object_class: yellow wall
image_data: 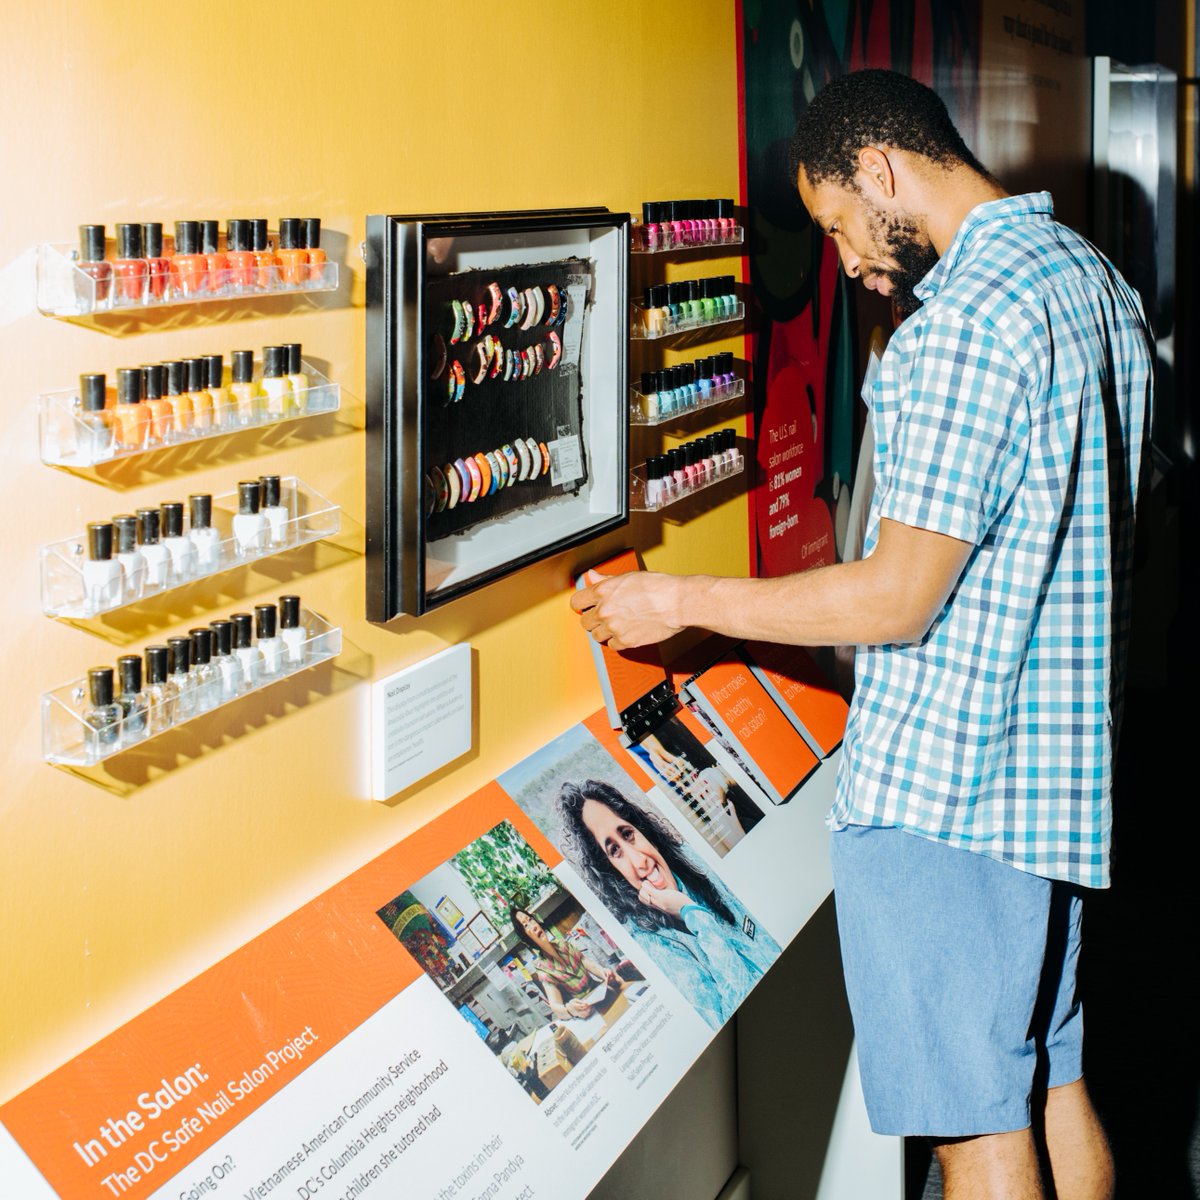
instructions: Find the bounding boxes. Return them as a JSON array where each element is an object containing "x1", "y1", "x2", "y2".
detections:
[{"x1": 0, "y1": 2, "x2": 747, "y2": 1101}]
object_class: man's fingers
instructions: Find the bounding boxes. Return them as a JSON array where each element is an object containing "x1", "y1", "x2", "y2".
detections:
[{"x1": 570, "y1": 586, "x2": 598, "y2": 612}]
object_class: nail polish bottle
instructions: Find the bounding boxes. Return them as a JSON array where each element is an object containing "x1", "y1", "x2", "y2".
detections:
[
  {"x1": 185, "y1": 357, "x2": 214, "y2": 435},
  {"x1": 82, "y1": 522, "x2": 122, "y2": 611},
  {"x1": 112, "y1": 514, "x2": 146, "y2": 603},
  {"x1": 665, "y1": 201, "x2": 685, "y2": 249},
  {"x1": 231, "y1": 612, "x2": 261, "y2": 689},
  {"x1": 75, "y1": 373, "x2": 113, "y2": 463},
  {"x1": 277, "y1": 218, "x2": 308, "y2": 286},
  {"x1": 160, "y1": 502, "x2": 197, "y2": 585},
  {"x1": 251, "y1": 218, "x2": 279, "y2": 290},
  {"x1": 76, "y1": 224, "x2": 112, "y2": 310},
  {"x1": 84, "y1": 666, "x2": 122, "y2": 759},
  {"x1": 696, "y1": 357, "x2": 713, "y2": 403},
  {"x1": 719, "y1": 351, "x2": 736, "y2": 390},
  {"x1": 302, "y1": 218, "x2": 326, "y2": 285},
  {"x1": 639, "y1": 371, "x2": 659, "y2": 422},
  {"x1": 259, "y1": 345, "x2": 292, "y2": 420},
  {"x1": 142, "y1": 222, "x2": 171, "y2": 302},
  {"x1": 136, "y1": 508, "x2": 171, "y2": 591},
  {"x1": 164, "y1": 359, "x2": 194, "y2": 441},
  {"x1": 259, "y1": 475, "x2": 290, "y2": 548},
  {"x1": 716, "y1": 199, "x2": 736, "y2": 243},
  {"x1": 189, "y1": 627, "x2": 221, "y2": 713},
  {"x1": 643, "y1": 457, "x2": 663, "y2": 509},
  {"x1": 282, "y1": 343, "x2": 309, "y2": 412},
  {"x1": 205, "y1": 354, "x2": 234, "y2": 430},
  {"x1": 642, "y1": 286, "x2": 666, "y2": 337},
  {"x1": 143, "y1": 645, "x2": 177, "y2": 734},
  {"x1": 278, "y1": 595, "x2": 307, "y2": 665},
  {"x1": 168, "y1": 636, "x2": 198, "y2": 720},
  {"x1": 116, "y1": 654, "x2": 149, "y2": 746},
  {"x1": 209, "y1": 618, "x2": 243, "y2": 700},
  {"x1": 200, "y1": 220, "x2": 229, "y2": 295},
  {"x1": 659, "y1": 453, "x2": 677, "y2": 502},
  {"x1": 171, "y1": 220, "x2": 208, "y2": 296},
  {"x1": 230, "y1": 350, "x2": 260, "y2": 426},
  {"x1": 112, "y1": 223, "x2": 148, "y2": 306},
  {"x1": 699, "y1": 278, "x2": 718, "y2": 322},
  {"x1": 668, "y1": 447, "x2": 686, "y2": 492},
  {"x1": 140, "y1": 364, "x2": 172, "y2": 446},
  {"x1": 188, "y1": 493, "x2": 222, "y2": 573},
  {"x1": 254, "y1": 603, "x2": 284, "y2": 679},
  {"x1": 640, "y1": 202, "x2": 660, "y2": 252},
  {"x1": 682, "y1": 200, "x2": 700, "y2": 245},
  {"x1": 723, "y1": 277, "x2": 739, "y2": 318},
  {"x1": 225, "y1": 219, "x2": 256, "y2": 293},
  {"x1": 112, "y1": 367, "x2": 150, "y2": 451},
  {"x1": 233, "y1": 480, "x2": 268, "y2": 557},
  {"x1": 725, "y1": 428, "x2": 742, "y2": 470}
]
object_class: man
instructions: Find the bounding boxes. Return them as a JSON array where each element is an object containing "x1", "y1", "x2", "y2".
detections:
[{"x1": 573, "y1": 70, "x2": 1150, "y2": 1200}]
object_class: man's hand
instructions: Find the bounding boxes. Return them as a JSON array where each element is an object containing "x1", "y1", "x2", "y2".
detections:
[{"x1": 570, "y1": 572, "x2": 685, "y2": 650}]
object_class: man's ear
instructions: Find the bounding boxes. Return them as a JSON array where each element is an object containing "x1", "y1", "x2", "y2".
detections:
[{"x1": 856, "y1": 146, "x2": 896, "y2": 200}]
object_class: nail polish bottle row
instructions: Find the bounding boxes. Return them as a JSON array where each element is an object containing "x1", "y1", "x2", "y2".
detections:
[
  {"x1": 638, "y1": 430, "x2": 743, "y2": 510},
  {"x1": 78, "y1": 597, "x2": 314, "y2": 759},
  {"x1": 633, "y1": 353, "x2": 740, "y2": 422},
  {"x1": 633, "y1": 200, "x2": 741, "y2": 252},
  {"x1": 72, "y1": 345, "x2": 314, "y2": 459},
  {"x1": 72, "y1": 218, "x2": 327, "y2": 309},
  {"x1": 634, "y1": 277, "x2": 742, "y2": 338}
]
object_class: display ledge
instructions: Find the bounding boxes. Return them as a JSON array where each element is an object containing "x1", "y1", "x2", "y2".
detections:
[
  {"x1": 38, "y1": 361, "x2": 340, "y2": 467},
  {"x1": 35, "y1": 242, "x2": 338, "y2": 318},
  {"x1": 631, "y1": 225, "x2": 744, "y2": 253},
  {"x1": 631, "y1": 378, "x2": 745, "y2": 425},
  {"x1": 629, "y1": 301, "x2": 745, "y2": 340},
  {"x1": 630, "y1": 451, "x2": 745, "y2": 512},
  {"x1": 42, "y1": 608, "x2": 341, "y2": 767},
  {"x1": 41, "y1": 478, "x2": 340, "y2": 619}
]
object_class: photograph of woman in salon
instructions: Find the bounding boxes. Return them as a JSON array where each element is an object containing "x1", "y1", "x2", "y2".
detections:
[
  {"x1": 509, "y1": 904, "x2": 621, "y2": 1020},
  {"x1": 557, "y1": 779, "x2": 781, "y2": 1029}
]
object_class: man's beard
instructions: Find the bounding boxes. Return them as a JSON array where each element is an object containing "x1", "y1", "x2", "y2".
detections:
[{"x1": 865, "y1": 204, "x2": 939, "y2": 314}]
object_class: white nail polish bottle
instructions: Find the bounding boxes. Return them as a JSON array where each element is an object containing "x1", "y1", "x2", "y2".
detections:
[
  {"x1": 209, "y1": 618, "x2": 244, "y2": 701},
  {"x1": 135, "y1": 508, "x2": 171, "y2": 593},
  {"x1": 188, "y1": 493, "x2": 222, "y2": 574},
  {"x1": 231, "y1": 612, "x2": 261, "y2": 690},
  {"x1": 259, "y1": 474, "x2": 290, "y2": 549},
  {"x1": 232, "y1": 481, "x2": 268, "y2": 558},
  {"x1": 112, "y1": 514, "x2": 146, "y2": 604},
  {"x1": 189, "y1": 627, "x2": 222, "y2": 713},
  {"x1": 160, "y1": 502, "x2": 196, "y2": 586},
  {"x1": 278, "y1": 594, "x2": 307, "y2": 665},
  {"x1": 83, "y1": 522, "x2": 123, "y2": 612},
  {"x1": 254, "y1": 603, "x2": 284, "y2": 679}
]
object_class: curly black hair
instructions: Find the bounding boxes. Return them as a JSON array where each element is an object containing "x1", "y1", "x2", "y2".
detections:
[
  {"x1": 788, "y1": 69, "x2": 986, "y2": 189},
  {"x1": 556, "y1": 779, "x2": 735, "y2": 934}
]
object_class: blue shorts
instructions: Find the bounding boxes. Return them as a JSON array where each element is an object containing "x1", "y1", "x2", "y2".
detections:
[{"x1": 830, "y1": 825, "x2": 1085, "y2": 1137}]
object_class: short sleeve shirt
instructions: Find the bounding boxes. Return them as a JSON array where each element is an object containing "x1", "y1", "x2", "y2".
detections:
[{"x1": 830, "y1": 192, "x2": 1151, "y2": 887}]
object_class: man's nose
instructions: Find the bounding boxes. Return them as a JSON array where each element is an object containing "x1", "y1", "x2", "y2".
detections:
[{"x1": 838, "y1": 242, "x2": 861, "y2": 279}]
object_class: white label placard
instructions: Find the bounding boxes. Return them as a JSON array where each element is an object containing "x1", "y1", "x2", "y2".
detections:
[{"x1": 371, "y1": 643, "x2": 473, "y2": 801}]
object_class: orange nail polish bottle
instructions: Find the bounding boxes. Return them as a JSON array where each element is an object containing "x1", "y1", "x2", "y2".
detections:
[
  {"x1": 142, "y1": 222, "x2": 171, "y2": 302},
  {"x1": 277, "y1": 218, "x2": 308, "y2": 287},
  {"x1": 113, "y1": 223, "x2": 148, "y2": 306},
  {"x1": 164, "y1": 360, "x2": 194, "y2": 441},
  {"x1": 250, "y1": 218, "x2": 279, "y2": 291},
  {"x1": 186, "y1": 357, "x2": 214, "y2": 435},
  {"x1": 200, "y1": 220, "x2": 230, "y2": 296},
  {"x1": 170, "y1": 221, "x2": 209, "y2": 296},
  {"x1": 113, "y1": 367, "x2": 150, "y2": 450},
  {"x1": 141, "y1": 364, "x2": 173, "y2": 445},
  {"x1": 302, "y1": 218, "x2": 326, "y2": 286},
  {"x1": 225, "y1": 220, "x2": 256, "y2": 293},
  {"x1": 77, "y1": 224, "x2": 113, "y2": 309}
]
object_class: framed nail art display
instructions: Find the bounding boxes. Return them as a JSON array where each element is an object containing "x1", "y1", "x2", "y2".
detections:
[{"x1": 366, "y1": 208, "x2": 630, "y2": 619}]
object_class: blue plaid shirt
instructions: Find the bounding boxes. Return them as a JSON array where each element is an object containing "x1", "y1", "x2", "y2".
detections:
[{"x1": 831, "y1": 193, "x2": 1151, "y2": 887}]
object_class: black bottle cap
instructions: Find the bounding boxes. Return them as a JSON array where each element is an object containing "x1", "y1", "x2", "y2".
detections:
[
  {"x1": 200, "y1": 220, "x2": 221, "y2": 254},
  {"x1": 254, "y1": 603, "x2": 277, "y2": 640},
  {"x1": 283, "y1": 343, "x2": 302, "y2": 374},
  {"x1": 87, "y1": 521, "x2": 113, "y2": 561},
  {"x1": 79, "y1": 224, "x2": 106, "y2": 261},
  {"x1": 642, "y1": 201, "x2": 656, "y2": 225},
  {"x1": 186, "y1": 357, "x2": 206, "y2": 392},
  {"x1": 160, "y1": 501, "x2": 184, "y2": 539},
  {"x1": 145, "y1": 644, "x2": 169, "y2": 685},
  {"x1": 189, "y1": 493, "x2": 212, "y2": 529},
  {"x1": 259, "y1": 474, "x2": 281, "y2": 507},
  {"x1": 302, "y1": 218, "x2": 321, "y2": 249},
  {"x1": 262, "y1": 345, "x2": 284, "y2": 378},
  {"x1": 143, "y1": 222, "x2": 164, "y2": 258},
  {"x1": 136, "y1": 507, "x2": 161, "y2": 545},
  {"x1": 210, "y1": 618, "x2": 234, "y2": 656},
  {"x1": 687, "y1": 279, "x2": 700, "y2": 302},
  {"x1": 113, "y1": 514, "x2": 138, "y2": 553},
  {"x1": 191, "y1": 627, "x2": 214, "y2": 666},
  {"x1": 719, "y1": 350, "x2": 734, "y2": 374},
  {"x1": 118, "y1": 654, "x2": 143, "y2": 695},
  {"x1": 250, "y1": 219, "x2": 269, "y2": 252},
  {"x1": 227, "y1": 219, "x2": 248, "y2": 253},
  {"x1": 231, "y1": 349, "x2": 255, "y2": 384},
  {"x1": 231, "y1": 612, "x2": 253, "y2": 649},
  {"x1": 204, "y1": 354, "x2": 224, "y2": 388},
  {"x1": 164, "y1": 360, "x2": 186, "y2": 397},
  {"x1": 646, "y1": 456, "x2": 661, "y2": 481},
  {"x1": 168, "y1": 636, "x2": 191, "y2": 673},
  {"x1": 116, "y1": 223, "x2": 144, "y2": 259},
  {"x1": 643, "y1": 286, "x2": 657, "y2": 308},
  {"x1": 665, "y1": 282, "x2": 681, "y2": 306},
  {"x1": 279, "y1": 594, "x2": 301, "y2": 629},
  {"x1": 140, "y1": 363, "x2": 163, "y2": 401},
  {"x1": 88, "y1": 666, "x2": 115, "y2": 707},
  {"x1": 715, "y1": 198, "x2": 734, "y2": 218},
  {"x1": 278, "y1": 218, "x2": 301, "y2": 250},
  {"x1": 641, "y1": 371, "x2": 655, "y2": 394},
  {"x1": 80, "y1": 373, "x2": 106, "y2": 412},
  {"x1": 116, "y1": 367, "x2": 142, "y2": 406},
  {"x1": 237, "y1": 481, "x2": 261, "y2": 515},
  {"x1": 683, "y1": 362, "x2": 695, "y2": 384},
  {"x1": 174, "y1": 220, "x2": 200, "y2": 255}
]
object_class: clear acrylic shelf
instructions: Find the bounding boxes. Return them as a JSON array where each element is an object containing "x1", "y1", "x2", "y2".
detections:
[
  {"x1": 40, "y1": 477, "x2": 341, "y2": 619},
  {"x1": 630, "y1": 450, "x2": 745, "y2": 512},
  {"x1": 41, "y1": 608, "x2": 341, "y2": 767},
  {"x1": 38, "y1": 360, "x2": 341, "y2": 467},
  {"x1": 36, "y1": 241, "x2": 338, "y2": 317},
  {"x1": 631, "y1": 224, "x2": 744, "y2": 253},
  {"x1": 630, "y1": 301, "x2": 745, "y2": 340},
  {"x1": 631, "y1": 377, "x2": 745, "y2": 425}
]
